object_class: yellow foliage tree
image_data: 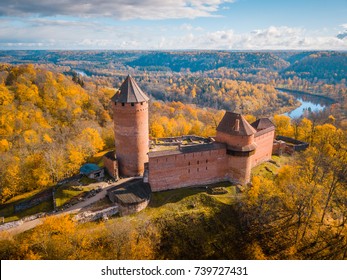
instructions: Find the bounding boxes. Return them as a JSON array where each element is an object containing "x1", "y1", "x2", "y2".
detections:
[
  {"x1": 0, "y1": 139, "x2": 11, "y2": 152},
  {"x1": 150, "y1": 122, "x2": 165, "y2": 138},
  {"x1": 80, "y1": 127, "x2": 105, "y2": 154},
  {"x1": 0, "y1": 84, "x2": 13, "y2": 105},
  {"x1": 273, "y1": 115, "x2": 294, "y2": 136}
]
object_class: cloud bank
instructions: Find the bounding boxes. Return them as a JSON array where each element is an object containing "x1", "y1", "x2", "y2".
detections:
[
  {"x1": 0, "y1": 0, "x2": 233, "y2": 19},
  {"x1": 1, "y1": 22, "x2": 345, "y2": 50}
]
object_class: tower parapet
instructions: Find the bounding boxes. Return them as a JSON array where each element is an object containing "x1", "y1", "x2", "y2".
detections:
[{"x1": 111, "y1": 75, "x2": 149, "y2": 177}]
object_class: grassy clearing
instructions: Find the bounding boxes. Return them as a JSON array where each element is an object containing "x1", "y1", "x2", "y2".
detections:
[
  {"x1": 97, "y1": 181, "x2": 244, "y2": 259},
  {"x1": 55, "y1": 186, "x2": 90, "y2": 207},
  {"x1": 4, "y1": 200, "x2": 53, "y2": 223},
  {"x1": 252, "y1": 155, "x2": 291, "y2": 179},
  {"x1": 0, "y1": 188, "x2": 54, "y2": 223},
  {"x1": 4, "y1": 189, "x2": 43, "y2": 205},
  {"x1": 79, "y1": 176, "x2": 98, "y2": 185},
  {"x1": 1, "y1": 200, "x2": 53, "y2": 223}
]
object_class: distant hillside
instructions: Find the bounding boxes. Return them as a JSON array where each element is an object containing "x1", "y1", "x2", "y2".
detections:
[
  {"x1": 127, "y1": 51, "x2": 289, "y2": 72},
  {"x1": 1, "y1": 50, "x2": 346, "y2": 84},
  {"x1": 281, "y1": 52, "x2": 347, "y2": 82}
]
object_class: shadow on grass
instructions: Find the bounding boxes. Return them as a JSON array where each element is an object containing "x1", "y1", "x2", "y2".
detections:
[{"x1": 149, "y1": 181, "x2": 235, "y2": 208}]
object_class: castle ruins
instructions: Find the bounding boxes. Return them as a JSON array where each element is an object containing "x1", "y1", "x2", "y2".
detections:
[{"x1": 104, "y1": 75, "x2": 275, "y2": 192}]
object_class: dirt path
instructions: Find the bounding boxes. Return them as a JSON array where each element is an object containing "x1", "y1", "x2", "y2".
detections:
[{"x1": 2, "y1": 177, "x2": 134, "y2": 236}]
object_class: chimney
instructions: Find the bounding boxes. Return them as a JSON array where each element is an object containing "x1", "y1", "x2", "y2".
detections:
[{"x1": 235, "y1": 119, "x2": 240, "y2": 132}]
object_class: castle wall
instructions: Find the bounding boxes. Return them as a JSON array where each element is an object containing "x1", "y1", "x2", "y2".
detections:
[
  {"x1": 113, "y1": 102, "x2": 149, "y2": 176},
  {"x1": 228, "y1": 155, "x2": 253, "y2": 184},
  {"x1": 103, "y1": 152, "x2": 119, "y2": 179},
  {"x1": 149, "y1": 148, "x2": 228, "y2": 192},
  {"x1": 252, "y1": 130, "x2": 275, "y2": 167}
]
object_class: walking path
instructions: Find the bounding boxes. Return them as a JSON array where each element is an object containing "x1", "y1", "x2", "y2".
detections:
[{"x1": 1, "y1": 177, "x2": 134, "y2": 236}]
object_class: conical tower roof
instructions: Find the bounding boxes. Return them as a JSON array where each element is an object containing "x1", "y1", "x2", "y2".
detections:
[
  {"x1": 217, "y1": 112, "x2": 256, "y2": 136},
  {"x1": 111, "y1": 75, "x2": 149, "y2": 103}
]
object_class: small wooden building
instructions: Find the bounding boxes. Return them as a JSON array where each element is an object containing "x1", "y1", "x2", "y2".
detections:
[
  {"x1": 80, "y1": 163, "x2": 105, "y2": 180},
  {"x1": 107, "y1": 179, "x2": 151, "y2": 216}
]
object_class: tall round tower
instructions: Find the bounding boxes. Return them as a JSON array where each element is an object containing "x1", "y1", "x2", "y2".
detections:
[
  {"x1": 111, "y1": 75, "x2": 149, "y2": 177},
  {"x1": 215, "y1": 112, "x2": 257, "y2": 184}
]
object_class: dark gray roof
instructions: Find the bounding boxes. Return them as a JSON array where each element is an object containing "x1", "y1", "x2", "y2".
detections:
[
  {"x1": 111, "y1": 75, "x2": 149, "y2": 103},
  {"x1": 217, "y1": 112, "x2": 256, "y2": 136},
  {"x1": 148, "y1": 142, "x2": 226, "y2": 158},
  {"x1": 251, "y1": 118, "x2": 275, "y2": 130},
  {"x1": 107, "y1": 179, "x2": 151, "y2": 205}
]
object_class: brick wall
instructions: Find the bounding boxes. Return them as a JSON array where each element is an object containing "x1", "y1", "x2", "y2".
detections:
[
  {"x1": 252, "y1": 130, "x2": 275, "y2": 167},
  {"x1": 103, "y1": 152, "x2": 119, "y2": 179},
  {"x1": 118, "y1": 200, "x2": 149, "y2": 216},
  {"x1": 149, "y1": 148, "x2": 229, "y2": 192},
  {"x1": 215, "y1": 131, "x2": 254, "y2": 148},
  {"x1": 228, "y1": 155, "x2": 253, "y2": 184},
  {"x1": 113, "y1": 101, "x2": 149, "y2": 176}
]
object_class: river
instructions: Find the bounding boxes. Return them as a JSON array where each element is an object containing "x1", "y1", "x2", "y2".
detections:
[{"x1": 277, "y1": 88, "x2": 336, "y2": 119}]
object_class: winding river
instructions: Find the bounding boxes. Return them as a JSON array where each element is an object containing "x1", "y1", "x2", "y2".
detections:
[{"x1": 277, "y1": 88, "x2": 336, "y2": 118}]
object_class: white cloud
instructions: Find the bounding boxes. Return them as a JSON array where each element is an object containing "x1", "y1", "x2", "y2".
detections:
[
  {"x1": 180, "y1": 23, "x2": 204, "y2": 32},
  {"x1": 165, "y1": 26, "x2": 347, "y2": 50},
  {"x1": 0, "y1": 21, "x2": 346, "y2": 50},
  {"x1": 0, "y1": 0, "x2": 234, "y2": 20}
]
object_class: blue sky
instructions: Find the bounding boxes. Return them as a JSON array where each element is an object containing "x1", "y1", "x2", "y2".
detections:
[{"x1": 0, "y1": 0, "x2": 346, "y2": 50}]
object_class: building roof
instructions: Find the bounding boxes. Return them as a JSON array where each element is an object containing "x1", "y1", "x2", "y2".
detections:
[
  {"x1": 251, "y1": 118, "x2": 275, "y2": 130},
  {"x1": 111, "y1": 75, "x2": 149, "y2": 103},
  {"x1": 217, "y1": 112, "x2": 256, "y2": 136},
  {"x1": 148, "y1": 142, "x2": 226, "y2": 158},
  {"x1": 107, "y1": 179, "x2": 151, "y2": 205},
  {"x1": 80, "y1": 163, "x2": 102, "y2": 175}
]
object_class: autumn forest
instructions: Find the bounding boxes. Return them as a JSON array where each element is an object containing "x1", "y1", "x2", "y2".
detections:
[{"x1": 0, "y1": 50, "x2": 347, "y2": 260}]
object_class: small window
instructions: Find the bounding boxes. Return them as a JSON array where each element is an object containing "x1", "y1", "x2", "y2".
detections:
[
  {"x1": 114, "y1": 102, "x2": 117, "y2": 105},
  {"x1": 141, "y1": 102, "x2": 143, "y2": 105},
  {"x1": 206, "y1": 166, "x2": 208, "y2": 170},
  {"x1": 188, "y1": 161, "x2": 190, "y2": 166},
  {"x1": 206, "y1": 159, "x2": 208, "y2": 163},
  {"x1": 131, "y1": 103, "x2": 134, "y2": 106},
  {"x1": 122, "y1": 103, "x2": 125, "y2": 106},
  {"x1": 197, "y1": 160, "x2": 199, "y2": 164},
  {"x1": 188, "y1": 169, "x2": 190, "y2": 174}
]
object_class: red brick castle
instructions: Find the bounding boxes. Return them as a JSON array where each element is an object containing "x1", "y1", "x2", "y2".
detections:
[{"x1": 104, "y1": 76, "x2": 275, "y2": 192}]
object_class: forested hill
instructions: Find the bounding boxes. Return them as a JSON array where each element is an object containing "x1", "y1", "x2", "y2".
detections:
[
  {"x1": 127, "y1": 51, "x2": 290, "y2": 72},
  {"x1": 281, "y1": 52, "x2": 347, "y2": 82},
  {"x1": 1, "y1": 50, "x2": 346, "y2": 83},
  {"x1": 0, "y1": 64, "x2": 115, "y2": 202}
]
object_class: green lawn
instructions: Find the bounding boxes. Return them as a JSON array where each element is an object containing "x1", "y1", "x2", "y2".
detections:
[
  {"x1": 0, "y1": 199, "x2": 53, "y2": 223},
  {"x1": 93, "y1": 181, "x2": 244, "y2": 259},
  {"x1": 251, "y1": 155, "x2": 291, "y2": 179},
  {"x1": 54, "y1": 186, "x2": 90, "y2": 208}
]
